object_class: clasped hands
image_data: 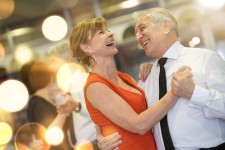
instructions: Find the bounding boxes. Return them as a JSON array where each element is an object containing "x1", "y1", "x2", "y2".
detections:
[
  {"x1": 139, "y1": 64, "x2": 195, "y2": 99},
  {"x1": 57, "y1": 96, "x2": 80, "y2": 115},
  {"x1": 171, "y1": 66, "x2": 195, "y2": 100}
]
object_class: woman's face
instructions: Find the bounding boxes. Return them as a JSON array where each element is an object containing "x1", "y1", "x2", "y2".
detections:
[{"x1": 84, "y1": 27, "x2": 118, "y2": 58}]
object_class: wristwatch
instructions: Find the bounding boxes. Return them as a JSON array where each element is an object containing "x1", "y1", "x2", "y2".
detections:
[{"x1": 74, "y1": 102, "x2": 81, "y2": 112}]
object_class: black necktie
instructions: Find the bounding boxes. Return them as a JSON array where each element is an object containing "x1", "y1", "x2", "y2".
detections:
[{"x1": 158, "y1": 58, "x2": 174, "y2": 150}]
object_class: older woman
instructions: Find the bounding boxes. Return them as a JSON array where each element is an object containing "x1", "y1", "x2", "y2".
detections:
[{"x1": 70, "y1": 18, "x2": 191, "y2": 150}]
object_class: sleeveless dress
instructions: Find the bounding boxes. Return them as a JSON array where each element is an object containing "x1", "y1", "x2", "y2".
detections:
[{"x1": 84, "y1": 72, "x2": 157, "y2": 150}]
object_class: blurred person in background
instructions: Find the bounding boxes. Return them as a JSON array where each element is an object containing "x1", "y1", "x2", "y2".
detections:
[
  {"x1": 44, "y1": 41, "x2": 99, "y2": 149},
  {"x1": 20, "y1": 61, "x2": 73, "y2": 150}
]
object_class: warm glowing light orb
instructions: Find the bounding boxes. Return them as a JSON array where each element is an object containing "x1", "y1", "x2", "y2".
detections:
[
  {"x1": 14, "y1": 45, "x2": 34, "y2": 64},
  {"x1": 0, "y1": 122, "x2": 13, "y2": 145},
  {"x1": 120, "y1": 0, "x2": 139, "y2": 8},
  {"x1": 15, "y1": 123, "x2": 50, "y2": 150},
  {"x1": 45, "y1": 127, "x2": 64, "y2": 145},
  {"x1": 42, "y1": 15, "x2": 68, "y2": 41},
  {"x1": 189, "y1": 40, "x2": 195, "y2": 48},
  {"x1": 0, "y1": 42, "x2": 5, "y2": 61},
  {"x1": 192, "y1": 37, "x2": 200, "y2": 45},
  {"x1": 75, "y1": 141, "x2": 94, "y2": 150},
  {"x1": 198, "y1": 0, "x2": 225, "y2": 9},
  {"x1": 56, "y1": 63, "x2": 87, "y2": 92},
  {"x1": 69, "y1": 70, "x2": 88, "y2": 93},
  {"x1": 0, "y1": 0, "x2": 15, "y2": 20},
  {"x1": 0, "y1": 80, "x2": 29, "y2": 112}
]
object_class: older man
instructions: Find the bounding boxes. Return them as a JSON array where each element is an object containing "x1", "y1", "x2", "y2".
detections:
[{"x1": 97, "y1": 7, "x2": 225, "y2": 150}]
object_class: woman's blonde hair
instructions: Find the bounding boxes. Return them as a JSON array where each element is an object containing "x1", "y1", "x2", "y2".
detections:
[{"x1": 70, "y1": 17, "x2": 106, "y2": 66}]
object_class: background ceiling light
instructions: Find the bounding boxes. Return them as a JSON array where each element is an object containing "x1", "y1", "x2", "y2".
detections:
[
  {"x1": 42, "y1": 15, "x2": 68, "y2": 41},
  {"x1": 0, "y1": 122, "x2": 13, "y2": 145},
  {"x1": 0, "y1": 80, "x2": 29, "y2": 112},
  {"x1": 120, "y1": 0, "x2": 139, "y2": 9},
  {"x1": 198, "y1": 0, "x2": 225, "y2": 9}
]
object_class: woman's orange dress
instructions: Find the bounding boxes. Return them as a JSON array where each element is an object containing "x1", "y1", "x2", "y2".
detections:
[{"x1": 84, "y1": 72, "x2": 157, "y2": 150}]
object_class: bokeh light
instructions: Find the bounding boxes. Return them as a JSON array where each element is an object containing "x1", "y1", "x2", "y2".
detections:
[
  {"x1": 0, "y1": 42, "x2": 5, "y2": 61},
  {"x1": 192, "y1": 37, "x2": 200, "y2": 45},
  {"x1": 45, "y1": 127, "x2": 64, "y2": 145},
  {"x1": 70, "y1": 70, "x2": 88, "y2": 93},
  {"x1": 0, "y1": 144, "x2": 6, "y2": 150},
  {"x1": 42, "y1": 15, "x2": 68, "y2": 41},
  {"x1": 198, "y1": 0, "x2": 225, "y2": 9},
  {"x1": 14, "y1": 45, "x2": 35, "y2": 65},
  {"x1": 56, "y1": 63, "x2": 87, "y2": 92},
  {"x1": 120, "y1": 0, "x2": 139, "y2": 9},
  {"x1": 0, "y1": 122, "x2": 13, "y2": 145},
  {"x1": 75, "y1": 141, "x2": 94, "y2": 150},
  {"x1": 0, "y1": 79, "x2": 29, "y2": 112},
  {"x1": 15, "y1": 123, "x2": 50, "y2": 150},
  {"x1": 0, "y1": 0, "x2": 15, "y2": 20},
  {"x1": 189, "y1": 40, "x2": 195, "y2": 48}
]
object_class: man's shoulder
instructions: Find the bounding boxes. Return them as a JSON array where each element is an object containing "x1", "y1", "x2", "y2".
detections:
[
  {"x1": 184, "y1": 46, "x2": 214, "y2": 52},
  {"x1": 182, "y1": 46, "x2": 216, "y2": 56}
]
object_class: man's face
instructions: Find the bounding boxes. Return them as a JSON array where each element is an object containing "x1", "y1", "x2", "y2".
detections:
[{"x1": 135, "y1": 14, "x2": 164, "y2": 58}]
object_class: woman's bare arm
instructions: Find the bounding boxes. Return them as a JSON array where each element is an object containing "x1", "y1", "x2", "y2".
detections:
[{"x1": 87, "y1": 83, "x2": 178, "y2": 135}]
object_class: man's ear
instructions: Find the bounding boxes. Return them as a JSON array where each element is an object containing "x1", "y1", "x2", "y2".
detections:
[{"x1": 163, "y1": 20, "x2": 172, "y2": 35}]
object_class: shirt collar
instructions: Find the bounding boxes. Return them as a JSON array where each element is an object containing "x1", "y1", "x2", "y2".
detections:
[{"x1": 163, "y1": 41, "x2": 184, "y2": 60}]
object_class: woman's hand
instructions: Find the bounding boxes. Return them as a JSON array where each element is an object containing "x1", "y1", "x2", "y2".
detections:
[
  {"x1": 139, "y1": 63, "x2": 153, "y2": 82},
  {"x1": 171, "y1": 66, "x2": 195, "y2": 100}
]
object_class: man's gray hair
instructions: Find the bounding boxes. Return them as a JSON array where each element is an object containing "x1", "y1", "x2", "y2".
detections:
[{"x1": 138, "y1": 7, "x2": 179, "y2": 37}]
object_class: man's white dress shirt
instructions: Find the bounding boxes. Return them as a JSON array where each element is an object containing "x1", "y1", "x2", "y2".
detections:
[{"x1": 140, "y1": 41, "x2": 225, "y2": 150}]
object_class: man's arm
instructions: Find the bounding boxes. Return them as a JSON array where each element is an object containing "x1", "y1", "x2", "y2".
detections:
[
  {"x1": 190, "y1": 53, "x2": 225, "y2": 119},
  {"x1": 95, "y1": 125, "x2": 122, "y2": 150},
  {"x1": 172, "y1": 54, "x2": 225, "y2": 119}
]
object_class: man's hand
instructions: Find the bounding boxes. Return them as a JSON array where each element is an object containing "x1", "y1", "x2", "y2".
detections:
[
  {"x1": 171, "y1": 66, "x2": 195, "y2": 99},
  {"x1": 96, "y1": 125, "x2": 122, "y2": 150},
  {"x1": 139, "y1": 63, "x2": 153, "y2": 82}
]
